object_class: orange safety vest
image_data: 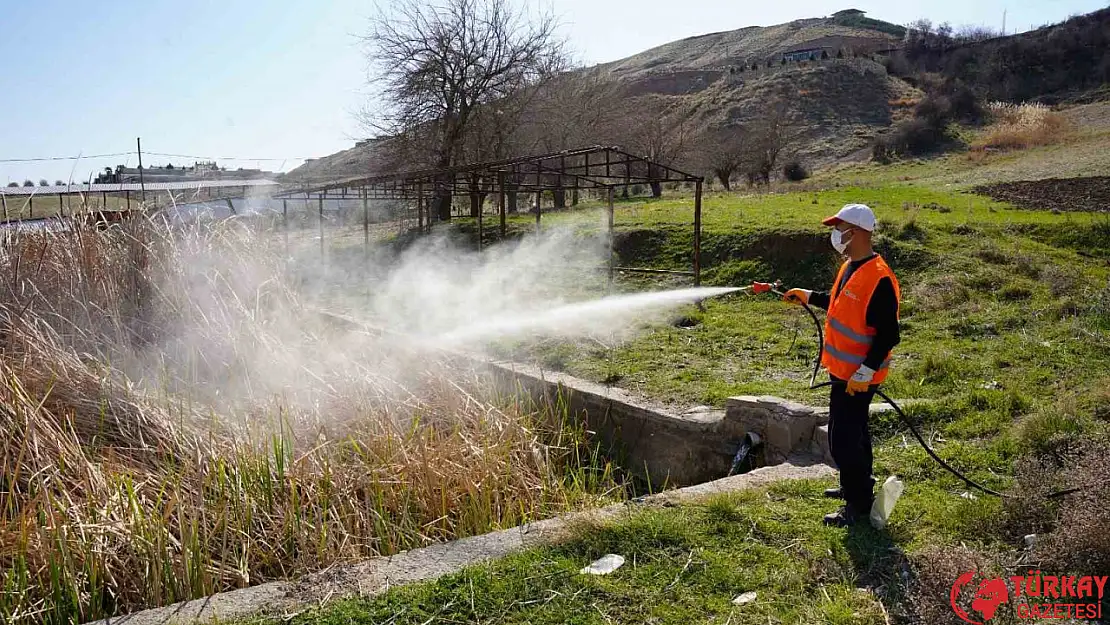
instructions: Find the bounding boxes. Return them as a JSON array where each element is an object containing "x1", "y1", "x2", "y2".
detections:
[{"x1": 822, "y1": 255, "x2": 901, "y2": 383}]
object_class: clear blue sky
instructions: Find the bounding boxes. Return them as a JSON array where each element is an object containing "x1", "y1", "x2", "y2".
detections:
[{"x1": 2, "y1": 0, "x2": 1105, "y2": 184}]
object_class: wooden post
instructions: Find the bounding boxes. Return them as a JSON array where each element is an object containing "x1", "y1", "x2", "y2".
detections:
[
  {"x1": 28, "y1": 196, "x2": 33, "y2": 219},
  {"x1": 478, "y1": 191, "x2": 484, "y2": 252},
  {"x1": 694, "y1": 179, "x2": 703, "y2": 287},
  {"x1": 137, "y1": 137, "x2": 146, "y2": 202},
  {"x1": 417, "y1": 182, "x2": 424, "y2": 234},
  {"x1": 58, "y1": 193, "x2": 64, "y2": 219},
  {"x1": 498, "y1": 172, "x2": 506, "y2": 239},
  {"x1": 101, "y1": 191, "x2": 107, "y2": 212},
  {"x1": 535, "y1": 190, "x2": 541, "y2": 234},
  {"x1": 318, "y1": 192, "x2": 325, "y2": 260},
  {"x1": 282, "y1": 198, "x2": 289, "y2": 253},
  {"x1": 126, "y1": 190, "x2": 131, "y2": 212},
  {"x1": 608, "y1": 187, "x2": 615, "y2": 293},
  {"x1": 362, "y1": 187, "x2": 369, "y2": 249},
  {"x1": 1, "y1": 193, "x2": 7, "y2": 221}
]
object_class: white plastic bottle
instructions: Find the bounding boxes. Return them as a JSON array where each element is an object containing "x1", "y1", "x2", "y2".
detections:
[{"x1": 870, "y1": 476, "x2": 905, "y2": 529}]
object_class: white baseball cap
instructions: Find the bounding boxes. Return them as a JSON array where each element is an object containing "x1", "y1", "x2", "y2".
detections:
[{"x1": 822, "y1": 203, "x2": 876, "y2": 231}]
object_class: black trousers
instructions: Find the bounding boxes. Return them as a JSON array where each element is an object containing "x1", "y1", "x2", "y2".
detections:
[{"x1": 828, "y1": 375, "x2": 877, "y2": 512}]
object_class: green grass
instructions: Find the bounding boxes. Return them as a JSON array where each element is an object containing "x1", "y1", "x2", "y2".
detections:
[
  {"x1": 476, "y1": 184, "x2": 1110, "y2": 409},
  {"x1": 272, "y1": 480, "x2": 915, "y2": 625}
]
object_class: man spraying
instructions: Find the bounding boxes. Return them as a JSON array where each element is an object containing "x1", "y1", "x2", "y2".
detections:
[{"x1": 782, "y1": 203, "x2": 901, "y2": 527}]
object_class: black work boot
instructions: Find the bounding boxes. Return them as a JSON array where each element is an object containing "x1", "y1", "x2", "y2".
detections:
[
  {"x1": 823, "y1": 487, "x2": 844, "y2": 499},
  {"x1": 823, "y1": 504, "x2": 867, "y2": 527}
]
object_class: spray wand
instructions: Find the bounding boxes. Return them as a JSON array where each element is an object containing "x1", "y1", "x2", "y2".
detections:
[{"x1": 741, "y1": 280, "x2": 1079, "y2": 500}]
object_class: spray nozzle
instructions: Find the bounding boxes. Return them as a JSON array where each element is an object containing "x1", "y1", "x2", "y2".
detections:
[{"x1": 751, "y1": 281, "x2": 781, "y2": 295}]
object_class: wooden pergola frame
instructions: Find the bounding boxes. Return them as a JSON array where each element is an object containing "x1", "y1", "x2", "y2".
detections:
[{"x1": 277, "y1": 145, "x2": 707, "y2": 287}]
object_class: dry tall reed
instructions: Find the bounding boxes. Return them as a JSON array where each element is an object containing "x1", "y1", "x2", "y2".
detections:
[
  {"x1": 0, "y1": 217, "x2": 622, "y2": 624},
  {"x1": 971, "y1": 101, "x2": 1074, "y2": 152}
]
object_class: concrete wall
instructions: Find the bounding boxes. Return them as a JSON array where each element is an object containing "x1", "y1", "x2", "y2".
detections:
[{"x1": 474, "y1": 360, "x2": 839, "y2": 487}]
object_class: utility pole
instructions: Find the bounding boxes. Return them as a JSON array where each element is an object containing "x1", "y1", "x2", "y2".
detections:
[
  {"x1": 1002, "y1": 8, "x2": 1007, "y2": 36},
  {"x1": 136, "y1": 137, "x2": 146, "y2": 202}
]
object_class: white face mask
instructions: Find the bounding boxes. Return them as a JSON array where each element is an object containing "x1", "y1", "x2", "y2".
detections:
[{"x1": 831, "y1": 228, "x2": 852, "y2": 254}]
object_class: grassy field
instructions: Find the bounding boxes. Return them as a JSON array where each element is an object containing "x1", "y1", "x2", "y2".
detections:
[
  {"x1": 0, "y1": 193, "x2": 135, "y2": 221},
  {"x1": 276, "y1": 115, "x2": 1110, "y2": 624}
]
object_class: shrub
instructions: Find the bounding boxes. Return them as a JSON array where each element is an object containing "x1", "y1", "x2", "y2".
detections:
[
  {"x1": 875, "y1": 117, "x2": 950, "y2": 158},
  {"x1": 1034, "y1": 436, "x2": 1110, "y2": 576},
  {"x1": 21, "y1": 180, "x2": 33, "y2": 187},
  {"x1": 973, "y1": 244, "x2": 1010, "y2": 265},
  {"x1": 999, "y1": 282, "x2": 1034, "y2": 301},
  {"x1": 911, "y1": 275, "x2": 971, "y2": 311},
  {"x1": 907, "y1": 544, "x2": 1007, "y2": 625},
  {"x1": 781, "y1": 160, "x2": 808, "y2": 181},
  {"x1": 893, "y1": 219, "x2": 926, "y2": 242}
]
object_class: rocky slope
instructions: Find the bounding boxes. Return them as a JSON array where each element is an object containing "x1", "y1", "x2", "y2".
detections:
[{"x1": 285, "y1": 11, "x2": 911, "y2": 182}]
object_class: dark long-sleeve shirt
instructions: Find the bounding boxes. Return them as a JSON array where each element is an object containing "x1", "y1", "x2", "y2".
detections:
[{"x1": 808, "y1": 254, "x2": 900, "y2": 372}]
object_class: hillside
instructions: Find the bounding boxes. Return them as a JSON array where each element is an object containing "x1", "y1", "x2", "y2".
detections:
[{"x1": 284, "y1": 11, "x2": 907, "y2": 182}]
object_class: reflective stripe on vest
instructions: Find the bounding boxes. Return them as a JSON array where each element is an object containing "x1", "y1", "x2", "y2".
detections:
[
  {"x1": 828, "y1": 317, "x2": 874, "y2": 345},
  {"x1": 821, "y1": 255, "x2": 901, "y2": 382},
  {"x1": 824, "y1": 344, "x2": 891, "y2": 370}
]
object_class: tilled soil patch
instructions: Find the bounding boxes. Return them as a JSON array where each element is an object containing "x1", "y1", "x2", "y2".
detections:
[{"x1": 974, "y1": 176, "x2": 1110, "y2": 212}]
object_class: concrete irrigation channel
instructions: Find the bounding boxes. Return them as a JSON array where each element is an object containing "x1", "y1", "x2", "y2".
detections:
[{"x1": 88, "y1": 309, "x2": 915, "y2": 625}]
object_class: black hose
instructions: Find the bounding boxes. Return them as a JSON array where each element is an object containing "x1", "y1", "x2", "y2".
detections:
[{"x1": 775, "y1": 291, "x2": 1078, "y2": 500}]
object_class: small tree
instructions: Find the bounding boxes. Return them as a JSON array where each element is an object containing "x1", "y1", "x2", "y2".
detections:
[
  {"x1": 6, "y1": 182, "x2": 18, "y2": 188},
  {"x1": 741, "y1": 99, "x2": 799, "y2": 185},
  {"x1": 821, "y1": 49, "x2": 830, "y2": 60},
  {"x1": 703, "y1": 127, "x2": 747, "y2": 191},
  {"x1": 614, "y1": 99, "x2": 693, "y2": 198},
  {"x1": 837, "y1": 48, "x2": 844, "y2": 58},
  {"x1": 54, "y1": 180, "x2": 65, "y2": 186},
  {"x1": 22, "y1": 180, "x2": 34, "y2": 187}
]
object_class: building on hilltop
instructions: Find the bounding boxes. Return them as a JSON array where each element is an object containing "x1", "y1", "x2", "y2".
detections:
[
  {"x1": 780, "y1": 34, "x2": 900, "y2": 63},
  {"x1": 832, "y1": 9, "x2": 866, "y2": 18}
]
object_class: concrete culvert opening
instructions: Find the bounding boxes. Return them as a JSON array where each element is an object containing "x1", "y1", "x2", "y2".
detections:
[{"x1": 672, "y1": 314, "x2": 701, "y2": 328}]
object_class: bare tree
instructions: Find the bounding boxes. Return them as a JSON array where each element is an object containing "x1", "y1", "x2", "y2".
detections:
[
  {"x1": 615, "y1": 98, "x2": 694, "y2": 198},
  {"x1": 741, "y1": 99, "x2": 799, "y2": 186},
  {"x1": 520, "y1": 69, "x2": 619, "y2": 206},
  {"x1": 360, "y1": 0, "x2": 566, "y2": 222},
  {"x1": 702, "y1": 126, "x2": 747, "y2": 191}
]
